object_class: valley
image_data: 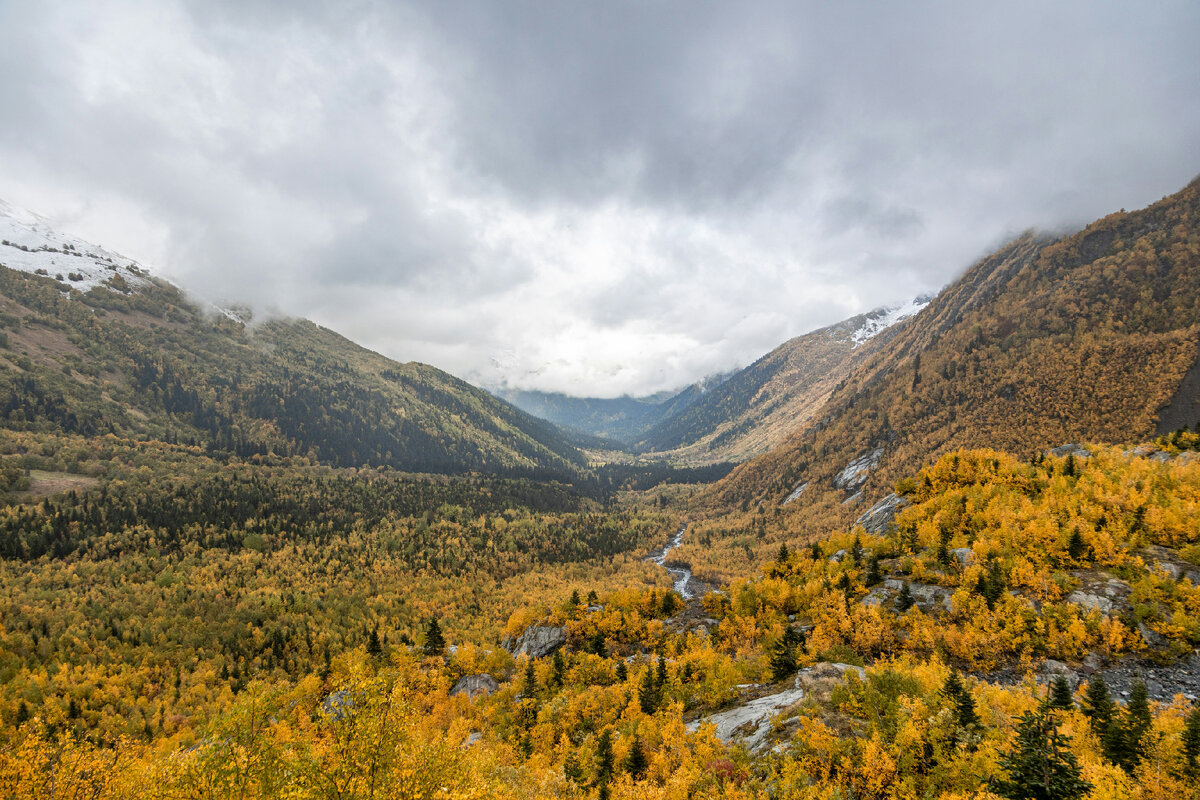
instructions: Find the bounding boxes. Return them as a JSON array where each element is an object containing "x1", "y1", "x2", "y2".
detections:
[{"x1": 1, "y1": 179, "x2": 1200, "y2": 799}]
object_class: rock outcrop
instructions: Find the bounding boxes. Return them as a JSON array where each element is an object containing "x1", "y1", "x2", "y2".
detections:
[
  {"x1": 833, "y1": 448, "x2": 884, "y2": 491},
  {"x1": 450, "y1": 674, "x2": 500, "y2": 699},
  {"x1": 685, "y1": 688, "x2": 805, "y2": 753},
  {"x1": 854, "y1": 493, "x2": 909, "y2": 534},
  {"x1": 501, "y1": 625, "x2": 568, "y2": 659}
]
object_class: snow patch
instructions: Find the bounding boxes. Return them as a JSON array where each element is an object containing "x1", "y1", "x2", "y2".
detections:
[
  {"x1": 850, "y1": 294, "x2": 932, "y2": 346},
  {"x1": 0, "y1": 198, "x2": 153, "y2": 294}
]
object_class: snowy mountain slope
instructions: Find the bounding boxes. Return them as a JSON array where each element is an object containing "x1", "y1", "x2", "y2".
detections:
[{"x1": 0, "y1": 199, "x2": 153, "y2": 294}]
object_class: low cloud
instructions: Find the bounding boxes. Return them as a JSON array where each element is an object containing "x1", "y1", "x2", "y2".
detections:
[{"x1": 1, "y1": 0, "x2": 1197, "y2": 396}]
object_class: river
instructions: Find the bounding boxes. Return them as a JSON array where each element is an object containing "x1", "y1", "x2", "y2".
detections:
[{"x1": 647, "y1": 523, "x2": 694, "y2": 599}]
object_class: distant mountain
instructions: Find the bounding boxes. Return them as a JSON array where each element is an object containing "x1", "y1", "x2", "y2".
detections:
[
  {"x1": 492, "y1": 387, "x2": 699, "y2": 445},
  {"x1": 631, "y1": 298, "x2": 930, "y2": 462},
  {"x1": 500, "y1": 299, "x2": 929, "y2": 463},
  {"x1": 711, "y1": 176, "x2": 1200, "y2": 527},
  {"x1": 0, "y1": 202, "x2": 587, "y2": 480}
]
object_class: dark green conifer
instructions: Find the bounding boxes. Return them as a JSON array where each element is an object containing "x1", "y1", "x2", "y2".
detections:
[
  {"x1": 776, "y1": 542, "x2": 790, "y2": 566},
  {"x1": 1081, "y1": 677, "x2": 1115, "y2": 739},
  {"x1": 851, "y1": 534, "x2": 863, "y2": 566},
  {"x1": 1182, "y1": 706, "x2": 1200, "y2": 775},
  {"x1": 624, "y1": 736, "x2": 648, "y2": 780},
  {"x1": 595, "y1": 730, "x2": 614, "y2": 785},
  {"x1": 564, "y1": 750, "x2": 583, "y2": 784},
  {"x1": 422, "y1": 618, "x2": 445, "y2": 657},
  {"x1": 865, "y1": 554, "x2": 882, "y2": 586},
  {"x1": 896, "y1": 582, "x2": 915, "y2": 612},
  {"x1": 367, "y1": 626, "x2": 382, "y2": 657},
  {"x1": 615, "y1": 659, "x2": 627, "y2": 682},
  {"x1": 1066, "y1": 529, "x2": 1087, "y2": 562},
  {"x1": 639, "y1": 666, "x2": 658, "y2": 714},
  {"x1": 551, "y1": 649, "x2": 566, "y2": 687},
  {"x1": 521, "y1": 658, "x2": 537, "y2": 699},
  {"x1": 769, "y1": 627, "x2": 801, "y2": 681},
  {"x1": 1047, "y1": 675, "x2": 1074, "y2": 710},
  {"x1": 994, "y1": 705, "x2": 1091, "y2": 800}
]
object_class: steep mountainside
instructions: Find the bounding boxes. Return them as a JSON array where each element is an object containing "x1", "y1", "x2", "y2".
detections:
[
  {"x1": 0, "y1": 205, "x2": 587, "y2": 480},
  {"x1": 633, "y1": 298, "x2": 929, "y2": 462},
  {"x1": 710, "y1": 176, "x2": 1200, "y2": 530}
]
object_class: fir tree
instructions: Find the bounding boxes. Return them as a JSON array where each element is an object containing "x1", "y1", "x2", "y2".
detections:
[
  {"x1": 1081, "y1": 677, "x2": 1115, "y2": 739},
  {"x1": 422, "y1": 618, "x2": 445, "y2": 657},
  {"x1": 15, "y1": 700, "x2": 28, "y2": 726},
  {"x1": 810, "y1": 542, "x2": 821, "y2": 560},
  {"x1": 521, "y1": 658, "x2": 537, "y2": 699},
  {"x1": 639, "y1": 666, "x2": 658, "y2": 714},
  {"x1": 595, "y1": 730, "x2": 614, "y2": 786},
  {"x1": 564, "y1": 750, "x2": 583, "y2": 784},
  {"x1": 367, "y1": 626, "x2": 382, "y2": 657},
  {"x1": 551, "y1": 649, "x2": 566, "y2": 687},
  {"x1": 1182, "y1": 706, "x2": 1200, "y2": 775},
  {"x1": 994, "y1": 706, "x2": 1091, "y2": 800},
  {"x1": 1066, "y1": 529, "x2": 1086, "y2": 562},
  {"x1": 896, "y1": 582, "x2": 915, "y2": 612},
  {"x1": 615, "y1": 659, "x2": 627, "y2": 682},
  {"x1": 776, "y1": 542, "x2": 790, "y2": 566},
  {"x1": 1105, "y1": 681, "x2": 1152, "y2": 772},
  {"x1": 1047, "y1": 676, "x2": 1074, "y2": 711},
  {"x1": 769, "y1": 627, "x2": 801, "y2": 681},
  {"x1": 624, "y1": 736, "x2": 648, "y2": 780},
  {"x1": 850, "y1": 534, "x2": 863, "y2": 566},
  {"x1": 865, "y1": 554, "x2": 882, "y2": 586}
]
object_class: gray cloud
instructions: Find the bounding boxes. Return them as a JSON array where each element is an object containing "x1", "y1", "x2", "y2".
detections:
[{"x1": 0, "y1": 0, "x2": 1198, "y2": 396}]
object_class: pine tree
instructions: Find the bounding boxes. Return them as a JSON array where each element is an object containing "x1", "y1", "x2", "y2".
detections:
[
  {"x1": 896, "y1": 582, "x2": 915, "y2": 612},
  {"x1": 615, "y1": 659, "x2": 627, "y2": 682},
  {"x1": 1182, "y1": 706, "x2": 1200, "y2": 775},
  {"x1": 1066, "y1": 529, "x2": 1086, "y2": 562},
  {"x1": 1105, "y1": 681, "x2": 1153, "y2": 772},
  {"x1": 776, "y1": 542, "x2": 790, "y2": 566},
  {"x1": 769, "y1": 627, "x2": 801, "y2": 681},
  {"x1": 521, "y1": 658, "x2": 537, "y2": 699},
  {"x1": 624, "y1": 736, "x2": 648, "y2": 780},
  {"x1": 564, "y1": 750, "x2": 583, "y2": 784},
  {"x1": 810, "y1": 542, "x2": 821, "y2": 560},
  {"x1": 639, "y1": 666, "x2": 658, "y2": 714},
  {"x1": 1081, "y1": 677, "x2": 1115, "y2": 739},
  {"x1": 994, "y1": 706, "x2": 1091, "y2": 800},
  {"x1": 851, "y1": 534, "x2": 863, "y2": 566},
  {"x1": 595, "y1": 730, "x2": 614, "y2": 786},
  {"x1": 865, "y1": 554, "x2": 882, "y2": 586},
  {"x1": 422, "y1": 618, "x2": 445, "y2": 657},
  {"x1": 367, "y1": 626, "x2": 382, "y2": 657},
  {"x1": 551, "y1": 649, "x2": 566, "y2": 687},
  {"x1": 1047, "y1": 676, "x2": 1074, "y2": 710},
  {"x1": 15, "y1": 700, "x2": 28, "y2": 726}
]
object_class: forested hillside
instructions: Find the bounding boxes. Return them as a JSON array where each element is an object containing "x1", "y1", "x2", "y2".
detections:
[
  {"x1": 709, "y1": 177, "x2": 1200, "y2": 535},
  {"x1": 0, "y1": 261, "x2": 588, "y2": 480}
]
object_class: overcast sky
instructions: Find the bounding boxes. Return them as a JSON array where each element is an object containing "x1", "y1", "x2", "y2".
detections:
[{"x1": 1, "y1": 1, "x2": 1197, "y2": 397}]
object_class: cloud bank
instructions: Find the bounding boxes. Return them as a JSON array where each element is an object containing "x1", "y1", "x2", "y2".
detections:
[{"x1": 1, "y1": 0, "x2": 1197, "y2": 396}]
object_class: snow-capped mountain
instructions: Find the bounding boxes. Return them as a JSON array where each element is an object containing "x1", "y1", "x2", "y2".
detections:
[
  {"x1": 849, "y1": 294, "x2": 935, "y2": 346},
  {"x1": 0, "y1": 199, "x2": 153, "y2": 294}
]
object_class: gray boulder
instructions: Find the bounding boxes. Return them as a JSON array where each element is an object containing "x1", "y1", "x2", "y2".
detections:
[
  {"x1": 450, "y1": 673, "x2": 500, "y2": 699},
  {"x1": 501, "y1": 625, "x2": 568, "y2": 659}
]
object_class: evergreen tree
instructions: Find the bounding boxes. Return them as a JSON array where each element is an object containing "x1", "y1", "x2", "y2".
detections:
[
  {"x1": 1066, "y1": 529, "x2": 1086, "y2": 562},
  {"x1": 1105, "y1": 681, "x2": 1153, "y2": 772},
  {"x1": 776, "y1": 542, "x2": 790, "y2": 566},
  {"x1": 655, "y1": 654, "x2": 668, "y2": 696},
  {"x1": 422, "y1": 618, "x2": 445, "y2": 657},
  {"x1": 994, "y1": 706, "x2": 1091, "y2": 800},
  {"x1": 564, "y1": 750, "x2": 583, "y2": 784},
  {"x1": 943, "y1": 670, "x2": 980, "y2": 746},
  {"x1": 595, "y1": 730, "x2": 614, "y2": 786},
  {"x1": 1047, "y1": 676, "x2": 1074, "y2": 710},
  {"x1": 15, "y1": 700, "x2": 28, "y2": 726},
  {"x1": 624, "y1": 736, "x2": 648, "y2": 780},
  {"x1": 639, "y1": 666, "x2": 658, "y2": 714},
  {"x1": 615, "y1": 659, "x2": 627, "y2": 682},
  {"x1": 1081, "y1": 677, "x2": 1115, "y2": 739},
  {"x1": 551, "y1": 649, "x2": 566, "y2": 687},
  {"x1": 1182, "y1": 706, "x2": 1200, "y2": 775},
  {"x1": 521, "y1": 658, "x2": 537, "y2": 699},
  {"x1": 569, "y1": 589, "x2": 581, "y2": 608},
  {"x1": 865, "y1": 554, "x2": 882, "y2": 586},
  {"x1": 769, "y1": 627, "x2": 801, "y2": 681},
  {"x1": 68, "y1": 697, "x2": 79, "y2": 719},
  {"x1": 896, "y1": 582, "x2": 915, "y2": 612},
  {"x1": 367, "y1": 626, "x2": 382, "y2": 657},
  {"x1": 810, "y1": 542, "x2": 821, "y2": 561}
]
